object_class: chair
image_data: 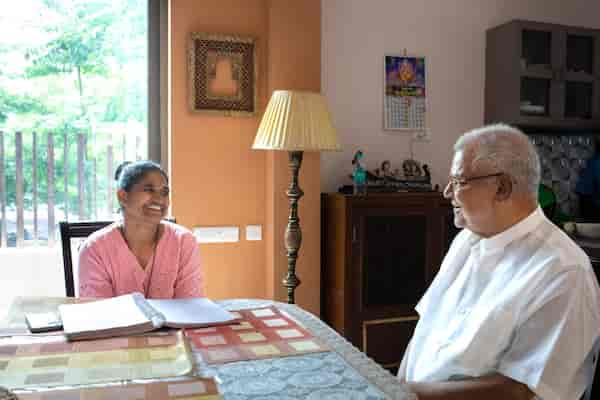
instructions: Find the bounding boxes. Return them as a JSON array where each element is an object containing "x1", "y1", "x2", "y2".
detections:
[
  {"x1": 59, "y1": 218, "x2": 177, "y2": 297},
  {"x1": 59, "y1": 221, "x2": 114, "y2": 297},
  {"x1": 583, "y1": 337, "x2": 600, "y2": 400}
]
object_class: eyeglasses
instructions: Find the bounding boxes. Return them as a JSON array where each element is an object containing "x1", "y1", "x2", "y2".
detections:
[
  {"x1": 133, "y1": 185, "x2": 170, "y2": 197},
  {"x1": 447, "y1": 172, "x2": 504, "y2": 190}
]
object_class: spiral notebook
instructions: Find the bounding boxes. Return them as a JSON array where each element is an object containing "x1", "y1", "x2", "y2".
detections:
[{"x1": 58, "y1": 292, "x2": 239, "y2": 341}]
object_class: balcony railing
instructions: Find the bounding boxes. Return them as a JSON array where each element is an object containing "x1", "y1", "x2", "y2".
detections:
[{"x1": 0, "y1": 130, "x2": 144, "y2": 248}]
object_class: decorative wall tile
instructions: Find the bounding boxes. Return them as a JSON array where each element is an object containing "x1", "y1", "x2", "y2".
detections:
[{"x1": 530, "y1": 134, "x2": 597, "y2": 217}]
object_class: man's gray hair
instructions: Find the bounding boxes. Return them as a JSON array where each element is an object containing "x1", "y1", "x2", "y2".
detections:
[{"x1": 454, "y1": 124, "x2": 540, "y2": 200}]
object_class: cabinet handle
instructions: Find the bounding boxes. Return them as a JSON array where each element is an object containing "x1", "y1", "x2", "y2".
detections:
[{"x1": 353, "y1": 226, "x2": 357, "y2": 242}]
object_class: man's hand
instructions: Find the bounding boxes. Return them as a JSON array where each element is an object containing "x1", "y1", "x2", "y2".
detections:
[{"x1": 406, "y1": 373, "x2": 534, "y2": 400}]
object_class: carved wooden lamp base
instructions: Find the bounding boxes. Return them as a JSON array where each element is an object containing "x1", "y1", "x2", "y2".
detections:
[{"x1": 284, "y1": 150, "x2": 304, "y2": 304}]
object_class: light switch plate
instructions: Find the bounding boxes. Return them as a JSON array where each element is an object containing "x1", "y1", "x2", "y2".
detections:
[
  {"x1": 246, "y1": 225, "x2": 262, "y2": 241},
  {"x1": 194, "y1": 226, "x2": 239, "y2": 243}
]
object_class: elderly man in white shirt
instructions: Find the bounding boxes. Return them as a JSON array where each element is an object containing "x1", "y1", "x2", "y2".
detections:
[{"x1": 398, "y1": 124, "x2": 600, "y2": 400}]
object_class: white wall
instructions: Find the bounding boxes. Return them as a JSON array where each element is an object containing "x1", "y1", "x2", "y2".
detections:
[
  {"x1": 321, "y1": 0, "x2": 600, "y2": 192},
  {"x1": 0, "y1": 248, "x2": 65, "y2": 318}
]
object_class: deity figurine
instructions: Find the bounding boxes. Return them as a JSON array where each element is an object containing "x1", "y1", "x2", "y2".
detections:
[{"x1": 352, "y1": 150, "x2": 367, "y2": 195}]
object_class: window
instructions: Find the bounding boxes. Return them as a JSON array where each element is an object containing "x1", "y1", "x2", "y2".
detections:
[{"x1": 0, "y1": 0, "x2": 165, "y2": 248}]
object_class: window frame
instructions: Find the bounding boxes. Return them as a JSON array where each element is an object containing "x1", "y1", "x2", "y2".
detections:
[{"x1": 148, "y1": 0, "x2": 168, "y2": 172}]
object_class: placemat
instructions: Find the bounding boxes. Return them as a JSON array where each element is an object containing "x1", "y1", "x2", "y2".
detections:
[
  {"x1": 185, "y1": 306, "x2": 328, "y2": 364},
  {"x1": 0, "y1": 330, "x2": 192, "y2": 390},
  {"x1": 15, "y1": 376, "x2": 221, "y2": 400}
]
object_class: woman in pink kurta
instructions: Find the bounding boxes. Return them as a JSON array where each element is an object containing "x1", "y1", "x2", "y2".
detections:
[{"x1": 78, "y1": 161, "x2": 204, "y2": 298}]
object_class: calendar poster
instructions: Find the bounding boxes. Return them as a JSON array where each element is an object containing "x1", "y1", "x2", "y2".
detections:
[{"x1": 384, "y1": 55, "x2": 426, "y2": 130}]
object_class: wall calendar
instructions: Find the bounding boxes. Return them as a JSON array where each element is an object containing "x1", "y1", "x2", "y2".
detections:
[{"x1": 384, "y1": 55, "x2": 426, "y2": 131}]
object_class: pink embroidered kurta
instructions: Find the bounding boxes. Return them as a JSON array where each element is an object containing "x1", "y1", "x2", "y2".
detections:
[{"x1": 78, "y1": 221, "x2": 204, "y2": 298}]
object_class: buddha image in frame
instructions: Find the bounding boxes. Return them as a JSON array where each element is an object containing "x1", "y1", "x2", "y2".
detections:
[{"x1": 206, "y1": 51, "x2": 244, "y2": 101}]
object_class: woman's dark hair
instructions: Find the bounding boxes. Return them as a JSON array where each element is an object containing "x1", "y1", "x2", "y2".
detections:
[{"x1": 115, "y1": 160, "x2": 168, "y2": 192}]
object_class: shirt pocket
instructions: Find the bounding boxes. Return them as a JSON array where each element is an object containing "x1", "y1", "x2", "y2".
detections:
[{"x1": 440, "y1": 306, "x2": 516, "y2": 373}]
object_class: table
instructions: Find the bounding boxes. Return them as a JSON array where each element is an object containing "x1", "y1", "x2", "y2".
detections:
[{"x1": 1, "y1": 298, "x2": 416, "y2": 400}]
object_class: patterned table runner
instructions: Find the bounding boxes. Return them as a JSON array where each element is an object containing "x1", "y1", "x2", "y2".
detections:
[
  {"x1": 185, "y1": 306, "x2": 328, "y2": 364},
  {"x1": 0, "y1": 330, "x2": 192, "y2": 390},
  {"x1": 210, "y1": 299, "x2": 418, "y2": 400}
]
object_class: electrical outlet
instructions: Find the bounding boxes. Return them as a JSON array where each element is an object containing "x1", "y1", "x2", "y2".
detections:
[
  {"x1": 412, "y1": 130, "x2": 431, "y2": 142},
  {"x1": 246, "y1": 225, "x2": 262, "y2": 241}
]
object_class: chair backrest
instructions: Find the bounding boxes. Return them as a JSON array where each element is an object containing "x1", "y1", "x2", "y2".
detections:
[
  {"x1": 59, "y1": 221, "x2": 113, "y2": 297},
  {"x1": 583, "y1": 336, "x2": 600, "y2": 400}
]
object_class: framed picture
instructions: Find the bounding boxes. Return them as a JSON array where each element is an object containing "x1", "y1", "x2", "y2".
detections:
[
  {"x1": 188, "y1": 33, "x2": 257, "y2": 116},
  {"x1": 383, "y1": 55, "x2": 426, "y2": 130}
]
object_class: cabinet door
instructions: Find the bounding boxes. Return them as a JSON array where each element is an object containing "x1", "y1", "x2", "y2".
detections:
[
  {"x1": 349, "y1": 203, "x2": 444, "y2": 368},
  {"x1": 519, "y1": 24, "x2": 556, "y2": 120},
  {"x1": 563, "y1": 28, "x2": 598, "y2": 121},
  {"x1": 351, "y1": 206, "x2": 439, "y2": 315}
]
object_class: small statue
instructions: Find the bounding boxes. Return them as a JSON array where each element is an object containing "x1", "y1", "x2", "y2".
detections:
[
  {"x1": 381, "y1": 160, "x2": 392, "y2": 177},
  {"x1": 422, "y1": 164, "x2": 431, "y2": 184},
  {"x1": 352, "y1": 150, "x2": 367, "y2": 195},
  {"x1": 402, "y1": 159, "x2": 422, "y2": 180},
  {"x1": 380, "y1": 160, "x2": 399, "y2": 185}
]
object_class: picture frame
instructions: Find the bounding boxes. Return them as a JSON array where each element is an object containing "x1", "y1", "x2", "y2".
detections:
[
  {"x1": 188, "y1": 33, "x2": 257, "y2": 116},
  {"x1": 383, "y1": 54, "x2": 426, "y2": 131}
]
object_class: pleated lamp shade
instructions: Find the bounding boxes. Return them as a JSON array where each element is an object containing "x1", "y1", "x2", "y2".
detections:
[{"x1": 252, "y1": 90, "x2": 341, "y2": 152}]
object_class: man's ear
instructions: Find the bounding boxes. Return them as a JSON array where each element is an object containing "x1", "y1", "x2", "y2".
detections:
[
  {"x1": 117, "y1": 189, "x2": 128, "y2": 209},
  {"x1": 495, "y1": 173, "x2": 512, "y2": 201}
]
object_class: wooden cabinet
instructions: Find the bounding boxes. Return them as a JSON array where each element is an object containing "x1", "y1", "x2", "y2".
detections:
[
  {"x1": 485, "y1": 20, "x2": 600, "y2": 129},
  {"x1": 321, "y1": 192, "x2": 458, "y2": 371}
]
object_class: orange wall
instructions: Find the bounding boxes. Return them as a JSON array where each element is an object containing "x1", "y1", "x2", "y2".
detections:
[
  {"x1": 264, "y1": 0, "x2": 322, "y2": 314},
  {"x1": 170, "y1": 0, "x2": 322, "y2": 315}
]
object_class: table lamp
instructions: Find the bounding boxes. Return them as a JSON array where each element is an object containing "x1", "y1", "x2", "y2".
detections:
[{"x1": 253, "y1": 90, "x2": 340, "y2": 303}]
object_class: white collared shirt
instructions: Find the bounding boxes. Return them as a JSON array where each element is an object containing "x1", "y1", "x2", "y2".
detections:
[{"x1": 404, "y1": 207, "x2": 600, "y2": 400}]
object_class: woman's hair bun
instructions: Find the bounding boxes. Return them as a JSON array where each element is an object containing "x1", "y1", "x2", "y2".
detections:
[{"x1": 114, "y1": 161, "x2": 132, "y2": 181}]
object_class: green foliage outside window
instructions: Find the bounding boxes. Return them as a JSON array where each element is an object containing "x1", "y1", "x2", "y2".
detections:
[{"x1": 0, "y1": 0, "x2": 148, "y2": 226}]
